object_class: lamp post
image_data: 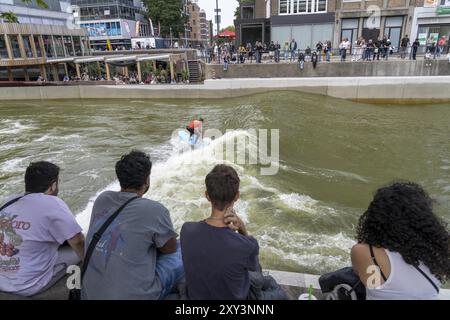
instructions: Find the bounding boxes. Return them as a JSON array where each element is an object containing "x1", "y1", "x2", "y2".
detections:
[
  {"x1": 170, "y1": 26, "x2": 173, "y2": 48},
  {"x1": 215, "y1": 0, "x2": 221, "y2": 36}
]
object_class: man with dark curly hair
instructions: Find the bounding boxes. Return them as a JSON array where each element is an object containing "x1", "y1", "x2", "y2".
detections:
[
  {"x1": 82, "y1": 150, "x2": 183, "y2": 300},
  {"x1": 351, "y1": 182, "x2": 449, "y2": 300}
]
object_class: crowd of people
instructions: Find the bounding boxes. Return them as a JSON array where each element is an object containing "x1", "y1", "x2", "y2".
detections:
[
  {"x1": 206, "y1": 35, "x2": 450, "y2": 67},
  {"x1": 0, "y1": 151, "x2": 448, "y2": 300}
]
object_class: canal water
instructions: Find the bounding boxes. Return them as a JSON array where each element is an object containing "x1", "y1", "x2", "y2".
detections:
[{"x1": 0, "y1": 91, "x2": 449, "y2": 275}]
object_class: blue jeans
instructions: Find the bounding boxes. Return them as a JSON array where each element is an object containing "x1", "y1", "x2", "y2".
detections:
[{"x1": 156, "y1": 241, "x2": 184, "y2": 300}]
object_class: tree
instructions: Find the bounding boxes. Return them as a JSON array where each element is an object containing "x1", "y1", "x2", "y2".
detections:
[
  {"x1": 220, "y1": 26, "x2": 236, "y2": 33},
  {"x1": 0, "y1": 11, "x2": 19, "y2": 23},
  {"x1": 0, "y1": 0, "x2": 48, "y2": 23},
  {"x1": 143, "y1": 0, "x2": 187, "y2": 38}
]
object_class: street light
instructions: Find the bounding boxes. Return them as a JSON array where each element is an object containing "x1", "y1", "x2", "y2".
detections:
[{"x1": 170, "y1": 26, "x2": 173, "y2": 48}]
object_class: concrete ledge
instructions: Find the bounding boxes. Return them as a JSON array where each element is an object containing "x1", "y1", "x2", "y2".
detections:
[
  {"x1": 1, "y1": 76, "x2": 450, "y2": 103},
  {"x1": 203, "y1": 60, "x2": 450, "y2": 79},
  {"x1": 0, "y1": 271, "x2": 448, "y2": 300}
]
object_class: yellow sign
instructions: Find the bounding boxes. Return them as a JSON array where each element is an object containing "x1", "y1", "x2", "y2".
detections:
[{"x1": 106, "y1": 38, "x2": 113, "y2": 51}]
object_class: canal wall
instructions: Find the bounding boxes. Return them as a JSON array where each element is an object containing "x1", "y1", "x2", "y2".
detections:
[
  {"x1": 203, "y1": 60, "x2": 450, "y2": 79},
  {"x1": 1, "y1": 76, "x2": 450, "y2": 103},
  {"x1": 1, "y1": 270, "x2": 449, "y2": 300}
]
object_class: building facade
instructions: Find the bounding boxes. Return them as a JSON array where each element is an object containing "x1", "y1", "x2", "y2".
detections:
[
  {"x1": 0, "y1": 0, "x2": 74, "y2": 25},
  {"x1": 184, "y1": 0, "x2": 211, "y2": 47},
  {"x1": 410, "y1": 0, "x2": 450, "y2": 49},
  {"x1": 199, "y1": 9, "x2": 213, "y2": 45},
  {"x1": 0, "y1": 23, "x2": 90, "y2": 81},
  {"x1": 72, "y1": 0, "x2": 150, "y2": 50},
  {"x1": 235, "y1": 0, "x2": 336, "y2": 49},
  {"x1": 334, "y1": 0, "x2": 424, "y2": 51}
]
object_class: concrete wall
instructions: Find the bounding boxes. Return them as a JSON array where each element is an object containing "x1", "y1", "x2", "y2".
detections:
[
  {"x1": 1, "y1": 76, "x2": 450, "y2": 103},
  {"x1": 204, "y1": 60, "x2": 450, "y2": 79}
]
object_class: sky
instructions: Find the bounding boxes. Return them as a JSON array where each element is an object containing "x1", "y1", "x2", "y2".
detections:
[{"x1": 197, "y1": 0, "x2": 238, "y2": 34}]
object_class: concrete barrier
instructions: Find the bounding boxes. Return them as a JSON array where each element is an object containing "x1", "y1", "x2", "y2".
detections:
[
  {"x1": 203, "y1": 60, "x2": 450, "y2": 79},
  {"x1": 1, "y1": 76, "x2": 449, "y2": 103},
  {"x1": 1, "y1": 270, "x2": 448, "y2": 300}
]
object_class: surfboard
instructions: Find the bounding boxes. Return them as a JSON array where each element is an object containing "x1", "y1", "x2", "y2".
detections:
[{"x1": 178, "y1": 130, "x2": 197, "y2": 146}]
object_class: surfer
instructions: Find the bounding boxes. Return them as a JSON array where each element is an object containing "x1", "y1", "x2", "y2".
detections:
[{"x1": 186, "y1": 118, "x2": 204, "y2": 141}]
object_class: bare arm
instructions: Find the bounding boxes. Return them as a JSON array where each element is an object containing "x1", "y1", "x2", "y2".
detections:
[
  {"x1": 67, "y1": 232, "x2": 85, "y2": 261},
  {"x1": 158, "y1": 237, "x2": 177, "y2": 254}
]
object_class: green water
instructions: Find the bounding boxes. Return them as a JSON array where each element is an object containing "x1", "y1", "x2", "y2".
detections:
[{"x1": 0, "y1": 92, "x2": 449, "y2": 275}]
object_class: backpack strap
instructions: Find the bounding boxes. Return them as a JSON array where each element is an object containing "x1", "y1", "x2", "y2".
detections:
[
  {"x1": 0, "y1": 195, "x2": 25, "y2": 212},
  {"x1": 80, "y1": 195, "x2": 140, "y2": 282},
  {"x1": 369, "y1": 245, "x2": 388, "y2": 282},
  {"x1": 413, "y1": 265, "x2": 440, "y2": 294}
]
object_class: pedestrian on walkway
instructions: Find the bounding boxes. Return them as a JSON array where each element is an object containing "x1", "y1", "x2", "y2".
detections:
[
  {"x1": 412, "y1": 38, "x2": 420, "y2": 60},
  {"x1": 400, "y1": 35, "x2": 410, "y2": 59},
  {"x1": 290, "y1": 39, "x2": 298, "y2": 62}
]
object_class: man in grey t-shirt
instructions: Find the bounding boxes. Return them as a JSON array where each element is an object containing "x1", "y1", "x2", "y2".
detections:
[{"x1": 82, "y1": 151, "x2": 184, "y2": 300}]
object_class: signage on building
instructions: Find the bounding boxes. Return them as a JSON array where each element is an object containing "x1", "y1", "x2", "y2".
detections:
[
  {"x1": 437, "y1": 6, "x2": 450, "y2": 14},
  {"x1": 424, "y1": 0, "x2": 438, "y2": 7},
  {"x1": 418, "y1": 33, "x2": 428, "y2": 45}
]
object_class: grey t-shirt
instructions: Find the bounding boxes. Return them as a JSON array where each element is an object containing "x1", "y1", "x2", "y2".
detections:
[{"x1": 81, "y1": 191, "x2": 177, "y2": 300}]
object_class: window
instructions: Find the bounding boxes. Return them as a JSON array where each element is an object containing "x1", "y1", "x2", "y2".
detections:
[
  {"x1": 43, "y1": 35, "x2": 54, "y2": 58},
  {"x1": 54, "y1": 36, "x2": 65, "y2": 57},
  {"x1": 22, "y1": 36, "x2": 34, "y2": 58},
  {"x1": 34, "y1": 36, "x2": 43, "y2": 57},
  {"x1": 73, "y1": 36, "x2": 83, "y2": 56},
  {"x1": 63, "y1": 36, "x2": 74, "y2": 56},
  {"x1": 0, "y1": 35, "x2": 8, "y2": 59},
  {"x1": 9, "y1": 35, "x2": 22, "y2": 58},
  {"x1": 384, "y1": 16, "x2": 404, "y2": 53},
  {"x1": 242, "y1": 5, "x2": 254, "y2": 19},
  {"x1": 341, "y1": 19, "x2": 359, "y2": 48},
  {"x1": 279, "y1": 0, "x2": 327, "y2": 14},
  {"x1": 280, "y1": 0, "x2": 289, "y2": 14}
]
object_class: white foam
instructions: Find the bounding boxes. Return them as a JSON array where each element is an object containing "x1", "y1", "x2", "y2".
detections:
[{"x1": 0, "y1": 121, "x2": 34, "y2": 135}]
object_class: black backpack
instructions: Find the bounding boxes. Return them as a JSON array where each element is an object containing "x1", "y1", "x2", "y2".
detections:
[{"x1": 319, "y1": 267, "x2": 366, "y2": 300}]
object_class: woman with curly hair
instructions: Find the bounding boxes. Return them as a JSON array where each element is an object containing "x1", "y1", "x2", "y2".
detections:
[{"x1": 351, "y1": 182, "x2": 450, "y2": 300}]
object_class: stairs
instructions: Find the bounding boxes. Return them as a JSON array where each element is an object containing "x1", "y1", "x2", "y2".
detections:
[{"x1": 187, "y1": 60, "x2": 201, "y2": 83}]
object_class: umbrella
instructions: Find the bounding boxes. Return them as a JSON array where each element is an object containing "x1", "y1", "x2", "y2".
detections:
[{"x1": 218, "y1": 30, "x2": 236, "y2": 39}]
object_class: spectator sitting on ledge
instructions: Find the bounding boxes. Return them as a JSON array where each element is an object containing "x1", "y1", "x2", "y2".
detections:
[
  {"x1": 351, "y1": 182, "x2": 449, "y2": 300},
  {"x1": 180, "y1": 165, "x2": 260, "y2": 300},
  {"x1": 0, "y1": 162, "x2": 85, "y2": 297},
  {"x1": 81, "y1": 151, "x2": 184, "y2": 300}
]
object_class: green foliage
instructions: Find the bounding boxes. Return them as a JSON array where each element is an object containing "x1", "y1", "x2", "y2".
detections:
[
  {"x1": 220, "y1": 26, "x2": 236, "y2": 33},
  {"x1": 0, "y1": 0, "x2": 48, "y2": 23},
  {"x1": 143, "y1": 0, "x2": 187, "y2": 37},
  {"x1": 22, "y1": 0, "x2": 48, "y2": 9},
  {"x1": 0, "y1": 11, "x2": 19, "y2": 23},
  {"x1": 181, "y1": 69, "x2": 189, "y2": 82}
]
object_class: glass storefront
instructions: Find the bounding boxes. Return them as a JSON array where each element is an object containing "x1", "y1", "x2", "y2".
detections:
[
  {"x1": 34, "y1": 35, "x2": 43, "y2": 57},
  {"x1": 73, "y1": 36, "x2": 83, "y2": 56},
  {"x1": 0, "y1": 35, "x2": 8, "y2": 59},
  {"x1": 384, "y1": 16, "x2": 403, "y2": 53},
  {"x1": 417, "y1": 24, "x2": 450, "y2": 53},
  {"x1": 22, "y1": 35, "x2": 34, "y2": 58},
  {"x1": 43, "y1": 35, "x2": 55, "y2": 58},
  {"x1": 54, "y1": 36, "x2": 65, "y2": 57},
  {"x1": 9, "y1": 35, "x2": 22, "y2": 58},
  {"x1": 63, "y1": 36, "x2": 74, "y2": 56},
  {"x1": 81, "y1": 22, "x2": 122, "y2": 37},
  {"x1": 272, "y1": 23, "x2": 334, "y2": 49},
  {"x1": 0, "y1": 67, "x2": 8, "y2": 80},
  {"x1": 341, "y1": 19, "x2": 359, "y2": 47}
]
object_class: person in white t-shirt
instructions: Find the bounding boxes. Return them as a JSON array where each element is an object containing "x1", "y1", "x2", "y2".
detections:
[
  {"x1": 0, "y1": 162, "x2": 85, "y2": 297},
  {"x1": 351, "y1": 182, "x2": 448, "y2": 300}
]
